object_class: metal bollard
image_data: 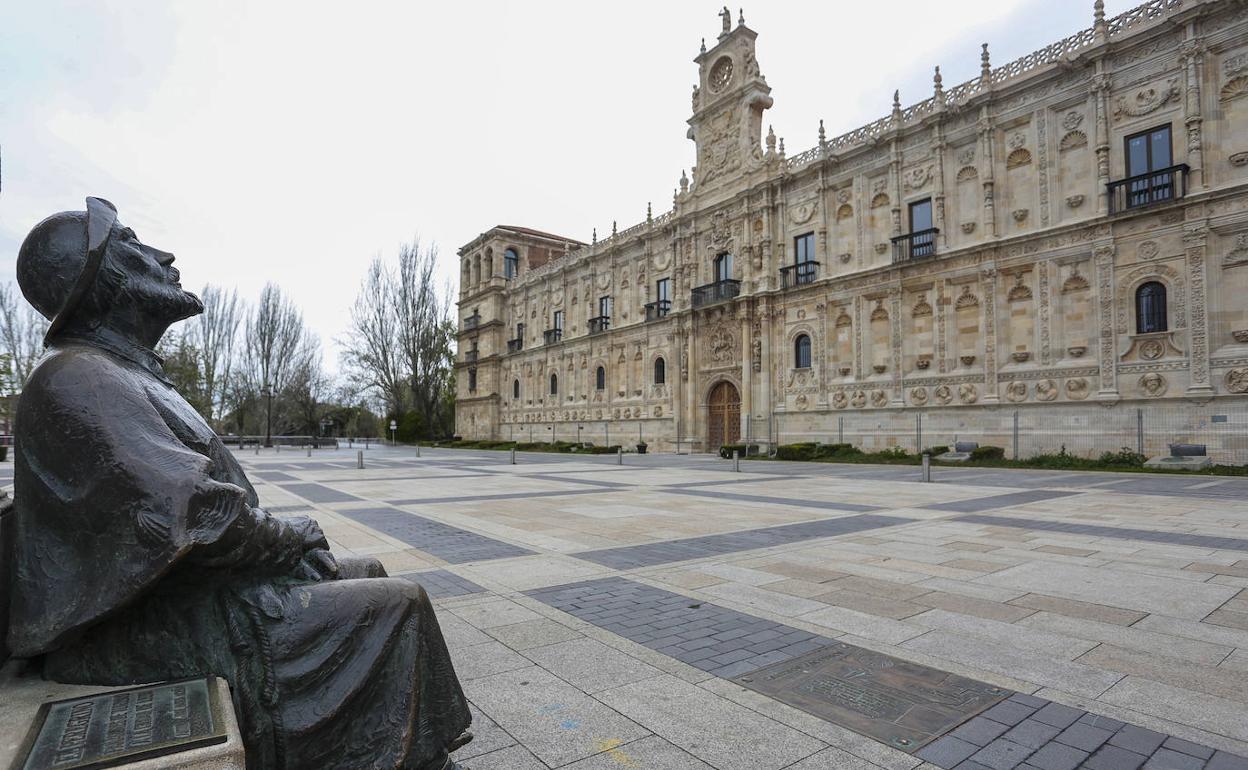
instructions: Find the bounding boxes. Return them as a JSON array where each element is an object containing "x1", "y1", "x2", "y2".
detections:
[
  {"x1": 306, "y1": 445, "x2": 311, "y2": 458},
  {"x1": 357, "y1": 450, "x2": 364, "y2": 469},
  {"x1": 365, "y1": 437, "x2": 370, "y2": 450},
  {"x1": 510, "y1": 447, "x2": 516, "y2": 465},
  {"x1": 254, "y1": 442, "x2": 259, "y2": 456},
  {"x1": 734, "y1": 450, "x2": 740, "y2": 472},
  {"x1": 617, "y1": 447, "x2": 623, "y2": 465},
  {"x1": 275, "y1": 443, "x2": 279, "y2": 453},
  {"x1": 416, "y1": 444, "x2": 421, "y2": 458},
  {"x1": 921, "y1": 452, "x2": 931, "y2": 483}
]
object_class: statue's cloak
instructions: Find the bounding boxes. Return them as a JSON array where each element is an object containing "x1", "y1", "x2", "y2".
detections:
[{"x1": 9, "y1": 335, "x2": 470, "y2": 769}]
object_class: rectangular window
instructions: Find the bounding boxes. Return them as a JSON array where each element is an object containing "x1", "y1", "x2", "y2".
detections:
[
  {"x1": 516, "y1": 322, "x2": 524, "y2": 340},
  {"x1": 794, "y1": 233, "x2": 815, "y2": 264},
  {"x1": 553, "y1": 310, "x2": 564, "y2": 331},
  {"x1": 599, "y1": 296, "x2": 612, "y2": 319},
  {"x1": 1124, "y1": 125, "x2": 1175, "y2": 209},
  {"x1": 504, "y1": 249, "x2": 519, "y2": 279},
  {"x1": 656, "y1": 278, "x2": 670, "y2": 304},
  {"x1": 908, "y1": 198, "x2": 935, "y2": 258},
  {"x1": 714, "y1": 253, "x2": 733, "y2": 282},
  {"x1": 467, "y1": 368, "x2": 477, "y2": 392}
]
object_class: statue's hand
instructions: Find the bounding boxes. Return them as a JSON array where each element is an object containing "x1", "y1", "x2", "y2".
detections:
[
  {"x1": 295, "y1": 548, "x2": 339, "y2": 582},
  {"x1": 286, "y1": 515, "x2": 331, "y2": 553}
]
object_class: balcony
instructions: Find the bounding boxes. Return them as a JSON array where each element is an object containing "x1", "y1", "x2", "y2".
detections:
[
  {"x1": 644, "y1": 300, "x2": 672, "y2": 322},
  {"x1": 507, "y1": 338, "x2": 523, "y2": 353},
  {"x1": 543, "y1": 328, "x2": 563, "y2": 346},
  {"x1": 464, "y1": 349, "x2": 478, "y2": 363},
  {"x1": 463, "y1": 312, "x2": 481, "y2": 331},
  {"x1": 780, "y1": 261, "x2": 820, "y2": 289},
  {"x1": 891, "y1": 228, "x2": 939, "y2": 263},
  {"x1": 1108, "y1": 164, "x2": 1188, "y2": 214},
  {"x1": 588, "y1": 315, "x2": 611, "y2": 335},
  {"x1": 691, "y1": 279, "x2": 741, "y2": 309}
]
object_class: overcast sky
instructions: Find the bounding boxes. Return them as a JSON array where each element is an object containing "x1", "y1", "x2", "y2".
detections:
[{"x1": 0, "y1": 0, "x2": 1134, "y2": 369}]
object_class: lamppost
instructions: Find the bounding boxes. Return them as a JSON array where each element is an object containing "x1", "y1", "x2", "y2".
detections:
[{"x1": 262, "y1": 383, "x2": 273, "y2": 448}]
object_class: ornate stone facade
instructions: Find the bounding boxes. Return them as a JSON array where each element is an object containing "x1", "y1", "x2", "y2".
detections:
[{"x1": 457, "y1": 0, "x2": 1248, "y2": 453}]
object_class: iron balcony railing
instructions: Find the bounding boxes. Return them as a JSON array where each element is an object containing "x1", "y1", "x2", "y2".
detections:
[
  {"x1": 891, "y1": 228, "x2": 939, "y2": 263},
  {"x1": 691, "y1": 279, "x2": 741, "y2": 308},
  {"x1": 507, "y1": 338, "x2": 523, "y2": 353},
  {"x1": 588, "y1": 315, "x2": 611, "y2": 335},
  {"x1": 780, "y1": 261, "x2": 820, "y2": 289},
  {"x1": 464, "y1": 349, "x2": 478, "y2": 363},
  {"x1": 1108, "y1": 164, "x2": 1188, "y2": 214},
  {"x1": 644, "y1": 300, "x2": 671, "y2": 322},
  {"x1": 463, "y1": 313, "x2": 481, "y2": 331},
  {"x1": 543, "y1": 328, "x2": 563, "y2": 345}
]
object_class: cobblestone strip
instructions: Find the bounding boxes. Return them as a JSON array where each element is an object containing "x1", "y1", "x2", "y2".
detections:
[
  {"x1": 335, "y1": 506, "x2": 534, "y2": 563},
  {"x1": 399, "y1": 568, "x2": 486, "y2": 599},
  {"x1": 526, "y1": 577, "x2": 838, "y2": 679},
  {"x1": 958, "y1": 513, "x2": 1248, "y2": 553},
  {"x1": 917, "y1": 691, "x2": 1248, "y2": 770},
  {"x1": 572, "y1": 513, "x2": 911, "y2": 569},
  {"x1": 281, "y1": 482, "x2": 363, "y2": 503}
]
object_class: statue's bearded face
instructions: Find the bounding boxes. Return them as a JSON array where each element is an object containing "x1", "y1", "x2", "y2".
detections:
[{"x1": 107, "y1": 223, "x2": 203, "y2": 324}]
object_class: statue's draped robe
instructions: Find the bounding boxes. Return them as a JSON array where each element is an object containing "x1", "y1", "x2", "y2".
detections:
[{"x1": 9, "y1": 336, "x2": 471, "y2": 770}]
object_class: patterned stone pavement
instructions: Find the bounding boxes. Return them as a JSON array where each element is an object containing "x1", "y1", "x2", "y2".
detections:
[{"x1": 146, "y1": 445, "x2": 1248, "y2": 768}]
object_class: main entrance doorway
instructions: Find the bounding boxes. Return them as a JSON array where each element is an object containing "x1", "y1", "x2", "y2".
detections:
[{"x1": 707, "y1": 381, "x2": 741, "y2": 449}]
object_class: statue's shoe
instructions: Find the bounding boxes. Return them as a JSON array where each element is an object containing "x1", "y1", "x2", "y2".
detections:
[{"x1": 449, "y1": 730, "x2": 474, "y2": 752}]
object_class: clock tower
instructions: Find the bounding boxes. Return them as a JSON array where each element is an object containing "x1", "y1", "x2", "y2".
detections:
[{"x1": 687, "y1": 8, "x2": 773, "y2": 193}]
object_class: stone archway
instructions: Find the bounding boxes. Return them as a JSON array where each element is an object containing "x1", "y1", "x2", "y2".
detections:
[{"x1": 707, "y1": 380, "x2": 741, "y2": 449}]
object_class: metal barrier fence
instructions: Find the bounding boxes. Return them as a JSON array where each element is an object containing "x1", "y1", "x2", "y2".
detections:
[{"x1": 772, "y1": 402, "x2": 1248, "y2": 465}]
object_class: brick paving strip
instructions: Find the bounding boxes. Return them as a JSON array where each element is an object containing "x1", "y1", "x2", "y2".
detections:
[
  {"x1": 333, "y1": 506, "x2": 535, "y2": 562},
  {"x1": 920, "y1": 490, "x2": 1084, "y2": 513},
  {"x1": 959, "y1": 513, "x2": 1248, "y2": 553},
  {"x1": 528, "y1": 577, "x2": 1248, "y2": 770},
  {"x1": 660, "y1": 487, "x2": 884, "y2": 512},
  {"x1": 398, "y1": 568, "x2": 486, "y2": 599},
  {"x1": 386, "y1": 488, "x2": 610, "y2": 506},
  {"x1": 572, "y1": 513, "x2": 911, "y2": 569}
]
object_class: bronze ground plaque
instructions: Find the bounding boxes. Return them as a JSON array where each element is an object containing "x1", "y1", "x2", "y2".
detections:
[
  {"x1": 18, "y1": 677, "x2": 229, "y2": 770},
  {"x1": 734, "y1": 643, "x2": 1009, "y2": 752}
]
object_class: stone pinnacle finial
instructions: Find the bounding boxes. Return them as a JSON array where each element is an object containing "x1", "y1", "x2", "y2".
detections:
[
  {"x1": 1093, "y1": 0, "x2": 1107, "y2": 41},
  {"x1": 981, "y1": 43, "x2": 992, "y2": 83},
  {"x1": 818, "y1": 119, "x2": 826, "y2": 145},
  {"x1": 778, "y1": 137, "x2": 785, "y2": 158},
  {"x1": 612, "y1": 220, "x2": 618, "y2": 237},
  {"x1": 700, "y1": 37, "x2": 707, "y2": 54},
  {"x1": 679, "y1": 169, "x2": 689, "y2": 193},
  {"x1": 647, "y1": 201, "x2": 653, "y2": 223},
  {"x1": 934, "y1": 66, "x2": 944, "y2": 97},
  {"x1": 892, "y1": 89, "x2": 903, "y2": 122},
  {"x1": 739, "y1": 8, "x2": 745, "y2": 25},
  {"x1": 766, "y1": 124, "x2": 776, "y2": 153},
  {"x1": 592, "y1": 227, "x2": 598, "y2": 245}
]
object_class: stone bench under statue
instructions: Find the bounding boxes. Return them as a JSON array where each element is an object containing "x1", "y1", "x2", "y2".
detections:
[
  {"x1": 936, "y1": 441, "x2": 979, "y2": 462},
  {"x1": 1145, "y1": 442, "x2": 1212, "y2": 470},
  {"x1": 3, "y1": 198, "x2": 473, "y2": 770}
]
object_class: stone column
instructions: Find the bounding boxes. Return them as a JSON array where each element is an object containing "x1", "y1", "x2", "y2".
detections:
[
  {"x1": 1038, "y1": 261, "x2": 1052, "y2": 366},
  {"x1": 1181, "y1": 35, "x2": 1206, "y2": 190},
  {"x1": 1185, "y1": 225, "x2": 1214, "y2": 397},
  {"x1": 982, "y1": 267, "x2": 1000, "y2": 403},
  {"x1": 889, "y1": 286, "x2": 904, "y2": 405},
  {"x1": 933, "y1": 126, "x2": 949, "y2": 250},
  {"x1": 759, "y1": 301, "x2": 773, "y2": 444},
  {"x1": 936, "y1": 278, "x2": 949, "y2": 374},
  {"x1": 740, "y1": 311, "x2": 753, "y2": 437},
  {"x1": 1093, "y1": 73, "x2": 1112, "y2": 216},
  {"x1": 889, "y1": 142, "x2": 903, "y2": 236},
  {"x1": 853, "y1": 295, "x2": 864, "y2": 379},
  {"x1": 979, "y1": 109, "x2": 997, "y2": 239},
  {"x1": 1094, "y1": 243, "x2": 1120, "y2": 401}
]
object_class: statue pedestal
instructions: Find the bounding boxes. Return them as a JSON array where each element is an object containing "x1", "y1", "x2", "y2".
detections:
[{"x1": 0, "y1": 661, "x2": 246, "y2": 770}]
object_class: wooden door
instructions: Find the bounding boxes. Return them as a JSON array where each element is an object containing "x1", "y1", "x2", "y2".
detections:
[{"x1": 707, "y1": 381, "x2": 741, "y2": 449}]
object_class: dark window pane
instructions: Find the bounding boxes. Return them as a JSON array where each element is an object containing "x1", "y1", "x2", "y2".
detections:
[
  {"x1": 654, "y1": 357, "x2": 666, "y2": 384},
  {"x1": 1135, "y1": 281, "x2": 1168, "y2": 334},
  {"x1": 795, "y1": 334, "x2": 812, "y2": 369},
  {"x1": 657, "y1": 278, "x2": 670, "y2": 302},
  {"x1": 909, "y1": 199, "x2": 932, "y2": 232},
  {"x1": 596, "y1": 366, "x2": 606, "y2": 390},
  {"x1": 1151, "y1": 128, "x2": 1171, "y2": 169},
  {"x1": 1127, "y1": 135, "x2": 1149, "y2": 176},
  {"x1": 795, "y1": 233, "x2": 814, "y2": 264}
]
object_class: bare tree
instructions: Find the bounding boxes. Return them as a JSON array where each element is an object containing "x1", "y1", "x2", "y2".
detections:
[
  {"x1": 396, "y1": 240, "x2": 455, "y2": 436},
  {"x1": 282, "y1": 330, "x2": 330, "y2": 435},
  {"x1": 340, "y1": 257, "x2": 408, "y2": 416},
  {"x1": 0, "y1": 282, "x2": 49, "y2": 396},
  {"x1": 192, "y1": 285, "x2": 242, "y2": 425},
  {"x1": 244, "y1": 284, "x2": 305, "y2": 438}
]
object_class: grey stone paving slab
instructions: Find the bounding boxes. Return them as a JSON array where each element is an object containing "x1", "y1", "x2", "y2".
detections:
[
  {"x1": 525, "y1": 576, "x2": 838, "y2": 679},
  {"x1": 336, "y1": 506, "x2": 535, "y2": 562},
  {"x1": 398, "y1": 568, "x2": 487, "y2": 599},
  {"x1": 559, "y1": 735, "x2": 716, "y2": 769},
  {"x1": 280, "y1": 482, "x2": 363, "y2": 503},
  {"x1": 520, "y1": 638, "x2": 662, "y2": 694},
  {"x1": 959, "y1": 513, "x2": 1248, "y2": 554},
  {"x1": 253, "y1": 470, "x2": 300, "y2": 481},
  {"x1": 662, "y1": 487, "x2": 884, "y2": 512},
  {"x1": 573, "y1": 513, "x2": 912, "y2": 569},
  {"x1": 921, "y1": 490, "x2": 1082, "y2": 513},
  {"x1": 264, "y1": 504, "x2": 316, "y2": 513},
  {"x1": 387, "y1": 488, "x2": 608, "y2": 505}
]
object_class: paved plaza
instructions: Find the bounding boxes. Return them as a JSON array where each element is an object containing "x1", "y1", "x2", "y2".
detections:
[{"x1": 201, "y1": 446, "x2": 1248, "y2": 768}]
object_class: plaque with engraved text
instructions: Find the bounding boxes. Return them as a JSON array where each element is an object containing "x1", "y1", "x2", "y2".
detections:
[
  {"x1": 19, "y1": 677, "x2": 229, "y2": 770},
  {"x1": 734, "y1": 643, "x2": 1008, "y2": 752}
]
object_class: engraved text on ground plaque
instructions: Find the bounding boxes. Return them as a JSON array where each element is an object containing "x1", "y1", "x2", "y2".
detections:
[
  {"x1": 734, "y1": 643, "x2": 1009, "y2": 752},
  {"x1": 20, "y1": 677, "x2": 228, "y2": 770}
]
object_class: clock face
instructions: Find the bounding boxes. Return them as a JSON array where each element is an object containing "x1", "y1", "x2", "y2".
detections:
[{"x1": 709, "y1": 56, "x2": 734, "y2": 93}]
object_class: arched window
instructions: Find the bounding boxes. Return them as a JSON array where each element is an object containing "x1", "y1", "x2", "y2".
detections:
[
  {"x1": 504, "y1": 248, "x2": 519, "y2": 279},
  {"x1": 550, "y1": 372, "x2": 558, "y2": 395},
  {"x1": 595, "y1": 366, "x2": 606, "y2": 391},
  {"x1": 654, "y1": 357, "x2": 666, "y2": 385},
  {"x1": 513, "y1": 379, "x2": 520, "y2": 399},
  {"x1": 794, "y1": 334, "x2": 812, "y2": 369},
  {"x1": 1136, "y1": 281, "x2": 1167, "y2": 334}
]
